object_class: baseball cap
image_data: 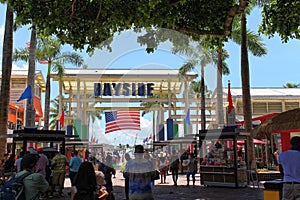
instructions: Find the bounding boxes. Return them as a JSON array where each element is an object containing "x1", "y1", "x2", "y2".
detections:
[{"x1": 37, "y1": 148, "x2": 43, "y2": 153}]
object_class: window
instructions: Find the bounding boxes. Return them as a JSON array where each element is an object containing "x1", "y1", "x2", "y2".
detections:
[
  {"x1": 253, "y1": 102, "x2": 267, "y2": 115},
  {"x1": 34, "y1": 85, "x2": 41, "y2": 98},
  {"x1": 285, "y1": 102, "x2": 299, "y2": 111},
  {"x1": 268, "y1": 102, "x2": 282, "y2": 113}
]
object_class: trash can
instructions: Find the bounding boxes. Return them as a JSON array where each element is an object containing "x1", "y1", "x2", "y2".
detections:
[{"x1": 263, "y1": 179, "x2": 283, "y2": 200}]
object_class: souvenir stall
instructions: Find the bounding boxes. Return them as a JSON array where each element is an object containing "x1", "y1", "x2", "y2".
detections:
[{"x1": 199, "y1": 128, "x2": 249, "y2": 188}]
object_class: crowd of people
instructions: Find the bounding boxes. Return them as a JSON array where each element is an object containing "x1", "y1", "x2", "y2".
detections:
[
  {"x1": 0, "y1": 147, "x2": 118, "y2": 200},
  {"x1": 4, "y1": 145, "x2": 198, "y2": 200},
  {"x1": 10, "y1": 138, "x2": 300, "y2": 200},
  {"x1": 2, "y1": 136, "x2": 299, "y2": 200}
]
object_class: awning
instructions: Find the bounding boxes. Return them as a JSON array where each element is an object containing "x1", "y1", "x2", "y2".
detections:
[
  {"x1": 237, "y1": 113, "x2": 280, "y2": 128},
  {"x1": 237, "y1": 139, "x2": 267, "y2": 145}
]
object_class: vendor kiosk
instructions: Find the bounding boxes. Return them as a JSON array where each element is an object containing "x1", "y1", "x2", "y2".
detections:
[
  {"x1": 11, "y1": 128, "x2": 73, "y2": 155},
  {"x1": 199, "y1": 128, "x2": 249, "y2": 188}
]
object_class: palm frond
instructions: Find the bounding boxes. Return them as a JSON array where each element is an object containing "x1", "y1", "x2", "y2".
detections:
[{"x1": 13, "y1": 48, "x2": 30, "y2": 62}]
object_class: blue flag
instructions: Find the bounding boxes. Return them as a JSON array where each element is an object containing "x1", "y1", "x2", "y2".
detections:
[
  {"x1": 185, "y1": 108, "x2": 191, "y2": 126},
  {"x1": 17, "y1": 85, "x2": 32, "y2": 103}
]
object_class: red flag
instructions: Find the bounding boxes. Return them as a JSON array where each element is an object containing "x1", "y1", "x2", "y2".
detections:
[
  {"x1": 104, "y1": 111, "x2": 140, "y2": 134},
  {"x1": 59, "y1": 110, "x2": 65, "y2": 128},
  {"x1": 227, "y1": 81, "x2": 234, "y2": 113},
  {"x1": 38, "y1": 60, "x2": 48, "y2": 64}
]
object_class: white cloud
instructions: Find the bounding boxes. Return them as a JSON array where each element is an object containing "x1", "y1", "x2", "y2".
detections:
[
  {"x1": 140, "y1": 117, "x2": 152, "y2": 128},
  {"x1": 12, "y1": 63, "x2": 28, "y2": 70}
]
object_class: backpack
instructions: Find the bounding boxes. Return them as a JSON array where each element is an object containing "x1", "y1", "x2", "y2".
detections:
[{"x1": 0, "y1": 171, "x2": 32, "y2": 200}]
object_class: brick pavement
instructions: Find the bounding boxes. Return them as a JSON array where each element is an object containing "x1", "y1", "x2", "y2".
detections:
[{"x1": 54, "y1": 171, "x2": 264, "y2": 200}]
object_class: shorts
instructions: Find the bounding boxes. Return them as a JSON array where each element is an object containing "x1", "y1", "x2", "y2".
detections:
[{"x1": 52, "y1": 172, "x2": 66, "y2": 186}]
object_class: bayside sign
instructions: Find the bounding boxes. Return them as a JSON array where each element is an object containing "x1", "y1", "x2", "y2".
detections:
[{"x1": 94, "y1": 82, "x2": 154, "y2": 96}]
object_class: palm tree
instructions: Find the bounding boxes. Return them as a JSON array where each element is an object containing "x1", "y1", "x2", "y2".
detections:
[
  {"x1": 283, "y1": 82, "x2": 300, "y2": 88},
  {"x1": 237, "y1": 0, "x2": 269, "y2": 165},
  {"x1": 26, "y1": 28, "x2": 37, "y2": 127},
  {"x1": 86, "y1": 102, "x2": 102, "y2": 142},
  {"x1": 49, "y1": 96, "x2": 68, "y2": 130},
  {"x1": 189, "y1": 81, "x2": 212, "y2": 134},
  {"x1": 0, "y1": 4, "x2": 14, "y2": 164},
  {"x1": 13, "y1": 36, "x2": 84, "y2": 130},
  {"x1": 175, "y1": 40, "x2": 229, "y2": 130}
]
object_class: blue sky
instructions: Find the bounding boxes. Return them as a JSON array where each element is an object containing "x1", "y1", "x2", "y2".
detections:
[{"x1": 1, "y1": 4, "x2": 300, "y2": 145}]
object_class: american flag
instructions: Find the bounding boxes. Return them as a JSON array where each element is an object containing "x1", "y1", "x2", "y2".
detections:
[{"x1": 105, "y1": 111, "x2": 140, "y2": 134}]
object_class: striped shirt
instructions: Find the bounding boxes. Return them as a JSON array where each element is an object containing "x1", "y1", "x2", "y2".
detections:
[{"x1": 52, "y1": 153, "x2": 68, "y2": 173}]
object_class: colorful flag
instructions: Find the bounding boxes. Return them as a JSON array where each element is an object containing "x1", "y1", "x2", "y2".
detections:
[
  {"x1": 38, "y1": 60, "x2": 49, "y2": 64},
  {"x1": 144, "y1": 137, "x2": 148, "y2": 143},
  {"x1": 185, "y1": 108, "x2": 191, "y2": 125},
  {"x1": 105, "y1": 111, "x2": 140, "y2": 134},
  {"x1": 59, "y1": 110, "x2": 65, "y2": 128},
  {"x1": 227, "y1": 81, "x2": 234, "y2": 113},
  {"x1": 17, "y1": 85, "x2": 32, "y2": 103},
  {"x1": 92, "y1": 136, "x2": 96, "y2": 143},
  {"x1": 27, "y1": 142, "x2": 37, "y2": 150}
]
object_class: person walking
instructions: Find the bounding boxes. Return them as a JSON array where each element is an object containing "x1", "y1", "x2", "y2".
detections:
[
  {"x1": 273, "y1": 148, "x2": 279, "y2": 171},
  {"x1": 69, "y1": 150, "x2": 82, "y2": 186},
  {"x1": 158, "y1": 153, "x2": 167, "y2": 184},
  {"x1": 122, "y1": 153, "x2": 131, "y2": 200},
  {"x1": 50, "y1": 149, "x2": 69, "y2": 197},
  {"x1": 278, "y1": 136, "x2": 300, "y2": 200},
  {"x1": 169, "y1": 149, "x2": 179, "y2": 186},
  {"x1": 124, "y1": 145, "x2": 156, "y2": 200},
  {"x1": 186, "y1": 153, "x2": 197, "y2": 187},
  {"x1": 35, "y1": 148, "x2": 49, "y2": 178},
  {"x1": 16, "y1": 153, "x2": 49, "y2": 199}
]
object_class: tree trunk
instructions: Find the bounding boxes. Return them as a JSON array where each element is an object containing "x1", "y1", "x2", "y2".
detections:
[
  {"x1": 216, "y1": 49, "x2": 224, "y2": 128},
  {"x1": 44, "y1": 72, "x2": 51, "y2": 130},
  {"x1": 200, "y1": 65, "x2": 206, "y2": 130},
  {"x1": 26, "y1": 28, "x2": 37, "y2": 127},
  {"x1": 0, "y1": 5, "x2": 14, "y2": 164},
  {"x1": 241, "y1": 12, "x2": 254, "y2": 167}
]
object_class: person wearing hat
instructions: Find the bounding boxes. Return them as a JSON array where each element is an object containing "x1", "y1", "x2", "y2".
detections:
[
  {"x1": 124, "y1": 145, "x2": 156, "y2": 200},
  {"x1": 14, "y1": 153, "x2": 49, "y2": 200},
  {"x1": 278, "y1": 136, "x2": 300, "y2": 200},
  {"x1": 35, "y1": 148, "x2": 49, "y2": 178}
]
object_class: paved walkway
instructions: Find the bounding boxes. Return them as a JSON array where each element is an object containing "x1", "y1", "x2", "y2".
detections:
[{"x1": 54, "y1": 171, "x2": 264, "y2": 200}]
